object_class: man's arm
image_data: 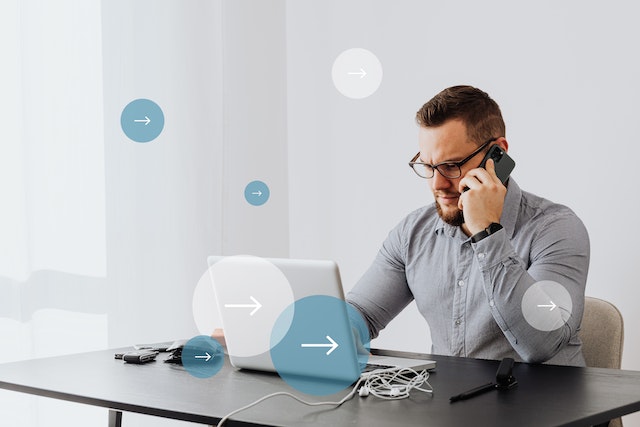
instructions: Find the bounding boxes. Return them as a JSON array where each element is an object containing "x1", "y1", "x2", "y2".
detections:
[
  {"x1": 346, "y1": 222, "x2": 415, "y2": 340},
  {"x1": 461, "y1": 158, "x2": 589, "y2": 363},
  {"x1": 473, "y1": 211, "x2": 589, "y2": 363}
]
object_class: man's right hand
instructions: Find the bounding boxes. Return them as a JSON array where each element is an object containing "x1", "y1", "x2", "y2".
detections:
[{"x1": 211, "y1": 328, "x2": 227, "y2": 348}]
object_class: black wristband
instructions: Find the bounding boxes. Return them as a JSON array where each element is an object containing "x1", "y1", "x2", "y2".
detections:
[{"x1": 471, "y1": 222, "x2": 503, "y2": 243}]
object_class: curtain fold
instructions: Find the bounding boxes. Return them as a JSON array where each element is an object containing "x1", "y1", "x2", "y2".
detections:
[{"x1": 0, "y1": 0, "x2": 106, "y2": 283}]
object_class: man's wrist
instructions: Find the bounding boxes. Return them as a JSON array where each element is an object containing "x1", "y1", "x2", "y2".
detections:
[{"x1": 471, "y1": 222, "x2": 503, "y2": 243}]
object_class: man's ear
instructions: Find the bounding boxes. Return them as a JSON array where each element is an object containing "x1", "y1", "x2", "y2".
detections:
[{"x1": 495, "y1": 137, "x2": 509, "y2": 153}]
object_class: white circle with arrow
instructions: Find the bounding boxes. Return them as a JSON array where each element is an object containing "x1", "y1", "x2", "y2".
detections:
[
  {"x1": 521, "y1": 280, "x2": 573, "y2": 332},
  {"x1": 208, "y1": 256, "x2": 294, "y2": 358},
  {"x1": 331, "y1": 48, "x2": 383, "y2": 99}
]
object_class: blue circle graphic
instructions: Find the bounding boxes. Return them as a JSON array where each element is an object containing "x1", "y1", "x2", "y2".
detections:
[
  {"x1": 270, "y1": 296, "x2": 370, "y2": 396},
  {"x1": 121, "y1": 98, "x2": 165, "y2": 143},
  {"x1": 181, "y1": 335, "x2": 224, "y2": 379},
  {"x1": 244, "y1": 180, "x2": 270, "y2": 206}
]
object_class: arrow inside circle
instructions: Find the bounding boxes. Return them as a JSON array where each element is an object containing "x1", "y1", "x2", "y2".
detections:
[
  {"x1": 301, "y1": 335, "x2": 339, "y2": 355},
  {"x1": 224, "y1": 296, "x2": 262, "y2": 316},
  {"x1": 134, "y1": 116, "x2": 151, "y2": 125},
  {"x1": 537, "y1": 301, "x2": 557, "y2": 311},
  {"x1": 347, "y1": 68, "x2": 367, "y2": 79},
  {"x1": 194, "y1": 352, "x2": 212, "y2": 362}
]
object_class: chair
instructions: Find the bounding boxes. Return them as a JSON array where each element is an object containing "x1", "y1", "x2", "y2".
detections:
[{"x1": 579, "y1": 296, "x2": 625, "y2": 427}]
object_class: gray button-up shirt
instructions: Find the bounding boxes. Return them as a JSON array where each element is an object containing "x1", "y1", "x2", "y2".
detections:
[{"x1": 347, "y1": 179, "x2": 589, "y2": 366}]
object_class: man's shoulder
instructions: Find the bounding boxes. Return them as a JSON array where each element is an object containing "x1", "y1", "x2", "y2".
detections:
[
  {"x1": 515, "y1": 188, "x2": 587, "y2": 239},
  {"x1": 512, "y1": 187, "x2": 589, "y2": 258},
  {"x1": 519, "y1": 188, "x2": 579, "y2": 220},
  {"x1": 502, "y1": 180, "x2": 587, "y2": 241}
]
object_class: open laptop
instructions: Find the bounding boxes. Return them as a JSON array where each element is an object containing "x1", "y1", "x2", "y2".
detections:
[{"x1": 207, "y1": 255, "x2": 436, "y2": 382}]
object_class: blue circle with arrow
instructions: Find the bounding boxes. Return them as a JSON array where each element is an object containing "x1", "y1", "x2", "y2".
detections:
[
  {"x1": 270, "y1": 295, "x2": 370, "y2": 396},
  {"x1": 244, "y1": 180, "x2": 270, "y2": 206},
  {"x1": 181, "y1": 335, "x2": 224, "y2": 379},
  {"x1": 121, "y1": 98, "x2": 165, "y2": 143}
]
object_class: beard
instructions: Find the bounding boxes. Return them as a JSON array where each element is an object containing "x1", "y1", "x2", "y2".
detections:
[{"x1": 435, "y1": 200, "x2": 465, "y2": 227}]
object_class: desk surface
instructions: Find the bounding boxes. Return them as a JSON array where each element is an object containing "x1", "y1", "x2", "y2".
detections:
[{"x1": 0, "y1": 347, "x2": 639, "y2": 426}]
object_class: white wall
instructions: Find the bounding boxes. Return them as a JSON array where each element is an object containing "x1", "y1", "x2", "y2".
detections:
[{"x1": 220, "y1": 0, "x2": 290, "y2": 258}]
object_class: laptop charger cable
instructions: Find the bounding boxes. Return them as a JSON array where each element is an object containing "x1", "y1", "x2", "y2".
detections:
[{"x1": 216, "y1": 367, "x2": 433, "y2": 426}]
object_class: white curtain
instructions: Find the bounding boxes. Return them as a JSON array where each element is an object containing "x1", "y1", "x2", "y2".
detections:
[
  {"x1": 1, "y1": 0, "x2": 111, "y2": 425},
  {"x1": 0, "y1": 0, "x2": 107, "y2": 282},
  {"x1": 0, "y1": 0, "x2": 224, "y2": 425},
  {"x1": 0, "y1": 0, "x2": 108, "y2": 343}
]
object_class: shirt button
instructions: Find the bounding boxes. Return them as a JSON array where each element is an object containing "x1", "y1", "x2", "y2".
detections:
[
  {"x1": 477, "y1": 253, "x2": 486, "y2": 260},
  {"x1": 455, "y1": 319, "x2": 461, "y2": 325},
  {"x1": 489, "y1": 299, "x2": 495, "y2": 307},
  {"x1": 458, "y1": 280, "x2": 465, "y2": 287}
]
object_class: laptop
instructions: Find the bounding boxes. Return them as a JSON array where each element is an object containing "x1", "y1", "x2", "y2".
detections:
[{"x1": 207, "y1": 255, "x2": 436, "y2": 383}]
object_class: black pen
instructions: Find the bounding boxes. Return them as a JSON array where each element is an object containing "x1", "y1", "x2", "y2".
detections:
[{"x1": 449, "y1": 382, "x2": 497, "y2": 402}]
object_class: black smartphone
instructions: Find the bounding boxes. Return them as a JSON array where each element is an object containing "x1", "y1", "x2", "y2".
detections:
[{"x1": 478, "y1": 144, "x2": 515, "y2": 185}]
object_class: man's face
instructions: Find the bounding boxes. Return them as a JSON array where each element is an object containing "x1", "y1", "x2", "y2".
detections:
[{"x1": 417, "y1": 119, "x2": 485, "y2": 226}]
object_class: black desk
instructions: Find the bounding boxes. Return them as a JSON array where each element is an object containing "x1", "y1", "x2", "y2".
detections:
[{"x1": 0, "y1": 348, "x2": 639, "y2": 426}]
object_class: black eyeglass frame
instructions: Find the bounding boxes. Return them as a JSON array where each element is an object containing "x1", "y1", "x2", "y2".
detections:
[{"x1": 408, "y1": 137, "x2": 499, "y2": 179}]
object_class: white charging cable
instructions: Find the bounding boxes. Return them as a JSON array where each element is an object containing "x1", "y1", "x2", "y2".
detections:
[
  {"x1": 217, "y1": 368, "x2": 433, "y2": 425},
  {"x1": 216, "y1": 378, "x2": 365, "y2": 427},
  {"x1": 358, "y1": 368, "x2": 433, "y2": 400}
]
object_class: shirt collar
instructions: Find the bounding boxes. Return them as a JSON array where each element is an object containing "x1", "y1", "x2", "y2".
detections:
[{"x1": 432, "y1": 178, "x2": 521, "y2": 240}]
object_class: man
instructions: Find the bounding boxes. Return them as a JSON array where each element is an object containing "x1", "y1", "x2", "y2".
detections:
[{"x1": 346, "y1": 85, "x2": 589, "y2": 366}]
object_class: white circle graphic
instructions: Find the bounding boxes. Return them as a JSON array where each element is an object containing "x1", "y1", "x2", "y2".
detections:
[
  {"x1": 331, "y1": 48, "x2": 383, "y2": 99},
  {"x1": 192, "y1": 268, "x2": 222, "y2": 335},
  {"x1": 521, "y1": 280, "x2": 573, "y2": 332},
  {"x1": 207, "y1": 256, "x2": 295, "y2": 358}
]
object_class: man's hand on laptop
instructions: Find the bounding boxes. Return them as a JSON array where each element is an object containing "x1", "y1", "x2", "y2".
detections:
[{"x1": 211, "y1": 328, "x2": 227, "y2": 348}]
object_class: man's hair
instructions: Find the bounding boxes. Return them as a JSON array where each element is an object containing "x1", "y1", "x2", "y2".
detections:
[{"x1": 415, "y1": 85, "x2": 505, "y2": 145}]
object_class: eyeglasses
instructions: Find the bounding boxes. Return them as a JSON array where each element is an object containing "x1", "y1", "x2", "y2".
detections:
[{"x1": 408, "y1": 138, "x2": 498, "y2": 179}]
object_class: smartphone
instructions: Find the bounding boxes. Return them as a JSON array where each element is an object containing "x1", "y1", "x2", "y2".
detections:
[{"x1": 478, "y1": 144, "x2": 515, "y2": 185}]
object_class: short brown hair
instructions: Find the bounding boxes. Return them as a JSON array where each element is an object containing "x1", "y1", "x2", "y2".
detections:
[{"x1": 416, "y1": 85, "x2": 505, "y2": 145}]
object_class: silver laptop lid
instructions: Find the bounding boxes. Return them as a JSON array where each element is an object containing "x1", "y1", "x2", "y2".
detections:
[{"x1": 207, "y1": 255, "x2": 353, "y2": 374}]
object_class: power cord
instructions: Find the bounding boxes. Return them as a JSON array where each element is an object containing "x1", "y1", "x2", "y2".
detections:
[
  {"x1": 216, "y1": 368, "x2": 433, "y2": 426},
  {"x1": 216, "y1": 377, "x2": 365, "y2": 427}
]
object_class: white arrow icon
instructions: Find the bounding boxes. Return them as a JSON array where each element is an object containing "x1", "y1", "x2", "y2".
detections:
[
  {"x1": 224, "y1": 296, "x2": 262, "y2": 316},
  {"x1": 194, "y1": 352, "x2": 212, "y2": 362},
  {"x1": 301, "y1": 335, "x2": 339, "y2": 355},
  {"x1": 251, "y1": 191, "x2": 262, "y2": 196},
  {"x1": 347, "y1": 68, "x2": 367, "y2": 79},
  {"x1": 537, "y1": 301, "x2": 557, "y2": 311},
  {"x1": 134, "y1": 116, "x2": 151, "y2": 125}
]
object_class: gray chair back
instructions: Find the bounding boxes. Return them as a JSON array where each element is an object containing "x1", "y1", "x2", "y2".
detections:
[
  {"x1": 579, "y1": 296, "x2": 624, "y2": 427},
  {"x1": 580, "y1": 296, "x2": 624, "y2": 369}
]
